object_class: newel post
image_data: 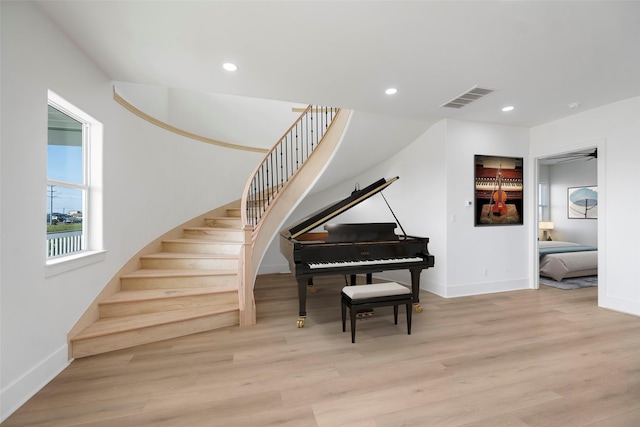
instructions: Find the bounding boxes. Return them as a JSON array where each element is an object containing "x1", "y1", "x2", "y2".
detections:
[{"x1": 238, "y1": 224, "x2": 256, "y2": 326}]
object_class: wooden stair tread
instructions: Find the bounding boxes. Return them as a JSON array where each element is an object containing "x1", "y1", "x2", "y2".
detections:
[
  {"x1": 141, "y1": 252, "x2": 239, "y2": 260},
  {"x1": 205, "y1": 216, "x2": 241, "y2": 220},
  {"x1": 163, "y1": 238, "x2": 243, "y2": 245},
  {"x1": 184, "y1": 226, "x2": 241, "y2": 231},
  {"x1": 101, "y1": 288, "x2": 237, "y2": 305},
  {"x1": 72, "y1": 305, "x2": 239, "y2": 341},
  {"x1": 121, "y1": 268, "x2": 237, "y2": 278}
]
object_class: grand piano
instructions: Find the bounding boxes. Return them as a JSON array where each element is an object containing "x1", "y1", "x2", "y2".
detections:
[{"x1": 280, "y1": 177, "x2": 435, "y2": 327}]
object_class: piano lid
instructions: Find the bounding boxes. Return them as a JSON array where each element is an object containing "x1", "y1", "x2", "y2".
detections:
[{"x1": 286, "y1": 176, "x2": 399, "y2": 239}]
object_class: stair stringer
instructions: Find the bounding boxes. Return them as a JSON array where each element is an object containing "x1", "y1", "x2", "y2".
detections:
[
  {"x1": 238, "y1": 109, "x2": 353, "y2": 326},
  {"x1": 67, "y1": 200, "x2": 242, "y2": 359}
]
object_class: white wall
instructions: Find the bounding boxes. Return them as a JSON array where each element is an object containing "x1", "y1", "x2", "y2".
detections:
[
  {"x1": 548, "y1": 159, "x2": 597, "y2": 246},
  {"x1": 445, "y1": 120, "x2": 530, "y2": 296},
  {"x1": 530, "y1": 96, "x2": 640, "y2": 316},
  {"x1": 0, "y1": 3, "x2": 263, "y2": 420}
]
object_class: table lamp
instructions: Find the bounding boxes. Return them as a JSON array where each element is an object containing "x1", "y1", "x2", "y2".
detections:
[{"x1": 539, "y1": 221, "x2": 554, "y2": 241}]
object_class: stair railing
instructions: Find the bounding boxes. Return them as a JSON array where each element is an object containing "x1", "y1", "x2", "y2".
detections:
[
  {"x1": 238, "y1": 105, "x2": 342, "y2": 327},
  {"x1": 242, "y1": 105, "x2": 339, "y2": 229}
]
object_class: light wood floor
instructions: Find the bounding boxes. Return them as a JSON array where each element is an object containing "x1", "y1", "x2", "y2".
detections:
[{"x1": 4, "y1": 274, "x2": 640, "y2": 426}]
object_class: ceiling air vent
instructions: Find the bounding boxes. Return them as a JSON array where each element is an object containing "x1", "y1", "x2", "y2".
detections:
[{"x1": 441, "y1": 86, "x2": 497, "y2": 109}]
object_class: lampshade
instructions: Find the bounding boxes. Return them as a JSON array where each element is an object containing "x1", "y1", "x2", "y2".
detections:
[{"x1": 539, "y1": 221, "x2": 554, "y2": 230}]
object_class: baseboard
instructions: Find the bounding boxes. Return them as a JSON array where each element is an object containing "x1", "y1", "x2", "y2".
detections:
[
  {"x1": 255, "y1": 269, "x2": 531, "y2": 300},
  {"x1": 443, "y1": 278, "x2": 531, "y2": 298},
  {"x1": 0, "y1": 344, "x2": 70, "y2": 423},
  {"x1": 257, "y1": 263, "x2": 290, "y2": 275},
  {"x1": 599, "y1": 294, "x2": 640, "y2": 317},
  {"x1": 421, "y1": 279, "x2": 447, "y2": 297}
]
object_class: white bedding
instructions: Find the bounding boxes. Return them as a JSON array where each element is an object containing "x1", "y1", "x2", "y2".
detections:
[{"x1": 539, "y1": 241, "x2": 598, "y2": 281}]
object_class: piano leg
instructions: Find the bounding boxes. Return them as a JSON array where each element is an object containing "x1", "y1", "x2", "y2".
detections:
[
  {"x1": 297, "y1": 278, "x2": 308, "y2": 328},
  {"x1": 410, "y1": 268, "x2": 424, "y2": 313},
  {"x1": 308, "y1": 277, "x2": 317, "y2": 293}
]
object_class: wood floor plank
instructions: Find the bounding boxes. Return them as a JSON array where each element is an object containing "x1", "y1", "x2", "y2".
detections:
[{"x1": 3, "y1": 273, "x2": 640, "y2": 427}]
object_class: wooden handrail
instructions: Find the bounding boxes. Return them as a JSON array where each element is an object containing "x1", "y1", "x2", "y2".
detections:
[{"x1": 113, "y1": 87, "x2": 269, "y2": 153}]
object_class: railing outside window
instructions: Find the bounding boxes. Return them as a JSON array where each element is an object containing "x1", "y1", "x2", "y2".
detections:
[{"x1": 47, "y1": 230, "x2": 83, "y2": 257}]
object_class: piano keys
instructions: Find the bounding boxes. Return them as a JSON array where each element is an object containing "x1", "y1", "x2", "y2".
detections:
[
  {"x1": 474, "y1": 165, "x2": 523, "y2": 200},
  {"x1": 279, "y1": 177, "x2": 435, "y2": 327},
  {"x1": 308, "y1": 256, "x2": 425, "y2": 270}
]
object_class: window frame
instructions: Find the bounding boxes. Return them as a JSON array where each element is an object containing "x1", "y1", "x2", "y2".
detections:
[{"x1": 46, "y1": 91, "x2": 105, "y2": 275}]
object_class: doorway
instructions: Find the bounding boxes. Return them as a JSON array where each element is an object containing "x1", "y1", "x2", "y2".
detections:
[{"x1": 535, "y1": 147, "x2": 599, "y2": 295}]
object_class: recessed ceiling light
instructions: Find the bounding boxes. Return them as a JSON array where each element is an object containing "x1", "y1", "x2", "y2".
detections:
[
  {"x1": 385, "y1": 88, "x2": 398, "y2": 95},
  {"x1": 223, "y1": 62, "x2": 238, "y2": 72},
  {"x1": 502, "y1": 105, "x2": 515, "y2": 112}
]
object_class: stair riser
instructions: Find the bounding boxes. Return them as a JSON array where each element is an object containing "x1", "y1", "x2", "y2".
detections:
[
  {"x1": 204, "y1": 218, "x2": 241, "y2": 228},
  {"x1": 226, "y1": 209, "x2": 241, "y2": 218},
  {"x1": 100, "y1": 294, "x2": 239, "y2": 318},
  {"x1": 72, "y1": 311, "x2": 239, "y2": 358},
  {"x1": 162, "y1": 241, "x2": 241, "y2": 255},
  {"x1": 246, "y1": 200, "x2": 268, "y2": 208},
  {"x1": 183, "y1": 229, "x2": 243, "y2": 242},
  {"x1": 121, "y1": 274, "x2": 237, "y2": 290},
  {"x1": 140, "y1": 257, "x2": 238, "y2": 270}
]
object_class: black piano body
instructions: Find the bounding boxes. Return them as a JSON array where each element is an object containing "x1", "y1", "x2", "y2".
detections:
[{"x1": 279, "y1": 177, "x2": 435, "y2": 327}]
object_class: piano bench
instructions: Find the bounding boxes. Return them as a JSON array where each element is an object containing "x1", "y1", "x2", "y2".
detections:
[{"x1": 341, "y1": 282, "x2": 413, "y2": 343}]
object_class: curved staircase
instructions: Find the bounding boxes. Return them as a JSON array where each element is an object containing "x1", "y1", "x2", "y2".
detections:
[
  {"x1": 69, "y1": 106, "x2": 351, "y2": 358},
  {"x1": 70, "y1": 206, "x2": 243, "y2": 358}
]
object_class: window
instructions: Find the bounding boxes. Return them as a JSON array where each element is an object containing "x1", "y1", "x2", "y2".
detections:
[
  {"x1": 538, "y1": 182, "x2": 549, "y2": 221},
  {"x1": 46, "y1": 91, "x2": 103, "y2": 266}
]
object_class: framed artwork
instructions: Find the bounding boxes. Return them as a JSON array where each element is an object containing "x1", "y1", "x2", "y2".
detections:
[
  {"x1": 474, "y1": 155, "x2": 524, "y2": 226},
  {"x1": 568, "y1": 186, "x2": 598, "y2": 219}
]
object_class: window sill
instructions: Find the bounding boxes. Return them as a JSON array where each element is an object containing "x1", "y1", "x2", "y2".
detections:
[{"x1": 46, "y1": 250, "x2": 107, "y2": 278}]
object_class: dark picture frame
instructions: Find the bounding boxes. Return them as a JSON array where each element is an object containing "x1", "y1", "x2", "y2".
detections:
[
  {"x1": 474, "y1": 155, "x2": 524, "y2": 226},
  {"x1": 568, "y1": 186, "x2": 598, "y2": 219}
]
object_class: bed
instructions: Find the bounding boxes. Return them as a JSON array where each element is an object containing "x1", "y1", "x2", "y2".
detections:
[{"x1": 538, "y1": 240, "x2": 598, "y2": 281}]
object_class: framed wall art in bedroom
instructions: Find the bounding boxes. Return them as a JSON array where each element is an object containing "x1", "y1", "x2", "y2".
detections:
[{"x1": 568, "y1": 186, "x2": 598, "y2": 219}]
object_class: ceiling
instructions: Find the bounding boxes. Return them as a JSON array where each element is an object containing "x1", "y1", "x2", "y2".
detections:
[{"x1": 36, "y1": 1, "x2": 640, "y2": 129}]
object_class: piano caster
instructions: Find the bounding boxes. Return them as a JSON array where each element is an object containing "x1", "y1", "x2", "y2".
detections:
[
  {"x1": 307, "y1": 279, "x2": 317, "y2": 293},
  {"x1": 297, "y1": 317, "x2": 306, "y2": 328},
  {"x1": 414, "y1": 303, "x2": 423, "y2": 313}
]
